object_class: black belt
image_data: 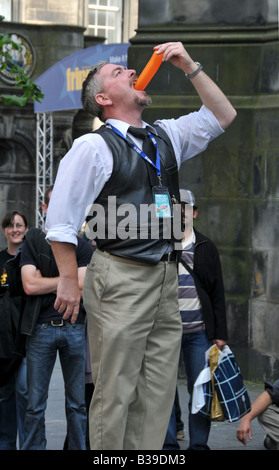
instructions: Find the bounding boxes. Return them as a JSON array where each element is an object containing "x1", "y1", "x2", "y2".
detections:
[
  {"x1": 160, "y1": 251, "x2": 178, "y2": 262},
  {"x1": 102, "y1": 249, "x2": 178, "y2": 264}
]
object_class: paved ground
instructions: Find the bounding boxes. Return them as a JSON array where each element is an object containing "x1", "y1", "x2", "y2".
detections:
[{"x1": 44, "y1": 358, "x2": 267, "y2": 452}]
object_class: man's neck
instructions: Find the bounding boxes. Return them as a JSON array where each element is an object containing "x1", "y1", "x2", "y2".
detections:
[
  {"x1": 110, "y1": 117, "x2": 143, "y2": 128},
  {"x1": 182, "y1": 227, "x2": 194, "y2": 244}
]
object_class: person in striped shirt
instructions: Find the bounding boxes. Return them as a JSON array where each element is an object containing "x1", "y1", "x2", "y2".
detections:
[{"x1": 178, "y1": 189, "x2": 228, "y2": 450}]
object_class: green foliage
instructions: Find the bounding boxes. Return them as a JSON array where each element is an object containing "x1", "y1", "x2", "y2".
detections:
[{"x1": 0, "y1": 20, "x2": 44, "y2": 106}]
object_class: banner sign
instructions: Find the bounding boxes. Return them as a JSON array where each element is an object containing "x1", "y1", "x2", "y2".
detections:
[{"x1": 34, "y1": 43, "x2": 129, "y2": 113}]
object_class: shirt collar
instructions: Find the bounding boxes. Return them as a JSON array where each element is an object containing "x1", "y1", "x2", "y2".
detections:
[
  {"x1": 182, "y1": 228, "x2": 196, "y2": 249},
  {"x1": 106, "y1": 119, "x2": 157, "y2": 137}
]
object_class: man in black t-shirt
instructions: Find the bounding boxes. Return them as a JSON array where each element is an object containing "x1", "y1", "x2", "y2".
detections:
[{"x1": 20, "y1": 187, "x2": 93, "y2": 450}]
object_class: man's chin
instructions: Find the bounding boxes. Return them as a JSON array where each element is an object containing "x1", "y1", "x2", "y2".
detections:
[{"x1": 136, "y1": 94, "x2": 152, "y2": 107}]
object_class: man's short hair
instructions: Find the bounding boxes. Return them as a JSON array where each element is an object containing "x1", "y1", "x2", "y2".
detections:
[{"x1": 81, "y1": 61, "x2": 109, "y2": 121}]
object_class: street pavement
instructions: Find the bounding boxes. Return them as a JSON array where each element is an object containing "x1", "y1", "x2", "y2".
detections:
[{"x1": 45, "y1": 358, "x2": 267, "y2": 451}]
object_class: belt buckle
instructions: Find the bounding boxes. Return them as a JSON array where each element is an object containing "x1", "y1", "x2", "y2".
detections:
[{"x1": 51, "y1": 319, "x2": 64, "y2": 327}]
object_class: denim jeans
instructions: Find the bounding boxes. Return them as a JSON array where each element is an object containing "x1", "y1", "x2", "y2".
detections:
[
  {"x1": 181, "y1": 330, "x2": 212, "y2": 450},
  {"x1": 0, "y1": 358, "x2": 28, "y2": 450},
  {"x1": 162, "y1": 404, "x2": 180, "y2": 450},
  {"x1": 22, "y1": 322, "x2": 86, "y2": 450}
]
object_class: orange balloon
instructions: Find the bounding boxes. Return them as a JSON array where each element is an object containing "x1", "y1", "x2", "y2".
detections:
[{"x1": 134, "y1": 51, "x2": 163, "y2": 91}]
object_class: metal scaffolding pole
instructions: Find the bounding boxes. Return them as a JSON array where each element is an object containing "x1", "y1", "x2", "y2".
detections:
[{"x1": 36, "y1": 112, "x2": 53, "y2": 229}]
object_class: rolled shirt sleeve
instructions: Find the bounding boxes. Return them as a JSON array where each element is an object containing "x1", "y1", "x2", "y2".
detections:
[{"x1": 45, "y1": 133, "x2": 113, "y2": 245}]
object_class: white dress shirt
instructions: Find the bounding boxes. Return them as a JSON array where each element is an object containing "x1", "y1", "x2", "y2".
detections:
[{"x1": 45, "y1": 105, "x2": 223, "y2": 245}]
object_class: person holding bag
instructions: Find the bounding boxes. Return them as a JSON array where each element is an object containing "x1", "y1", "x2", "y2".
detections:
[{"x1": 177, "y1": 189, "x2": 228, "y2": 450}]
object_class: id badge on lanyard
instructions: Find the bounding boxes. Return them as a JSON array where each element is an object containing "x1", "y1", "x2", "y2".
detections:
[
  {"x1": 152, "y1": 186, "x2": 172, "y2": 218},
  {"x1": 108, "y1": 124, "x2": 173, "y2": 218}
]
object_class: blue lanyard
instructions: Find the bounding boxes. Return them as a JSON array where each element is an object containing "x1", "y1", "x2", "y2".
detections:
[{"x1": 108, "y1": 124, "x2": 162, "y2": 185}]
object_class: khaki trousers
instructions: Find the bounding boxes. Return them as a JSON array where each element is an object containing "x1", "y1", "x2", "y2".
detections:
[
  {"x1": 258, "y1": 404, "x2": 279, "y2": 445},
  {"x1": 83, "y1": 249, "x2": 182, "y2": 450}
]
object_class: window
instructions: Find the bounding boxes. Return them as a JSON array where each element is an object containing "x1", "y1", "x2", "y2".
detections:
[
  {"x1": 1, "y1": 0, "x2": 129, "y2": 44},
  {"x1": 21, "y1": 0, "x2": 81, "y2": 25},
  {"x1": 0, "y1": 0, "x2": 12, "y2": 20},
  {"x1": 88, "y1": 0, "x2": 122, "y2": 43}
]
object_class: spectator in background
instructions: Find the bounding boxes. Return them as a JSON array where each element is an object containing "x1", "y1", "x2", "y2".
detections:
[
  {"x1": 237, "y1": 380, "x2": 279, "y2": 450},
  {"x1": 164, "y1": 190, "x2": 228, "y2": 450},
  {"x1": 0, "y1": 210, "x2": 28, "y2": 449},
  {"x1": 20, "y1": 187, "x2": 92, "y2": 450}
]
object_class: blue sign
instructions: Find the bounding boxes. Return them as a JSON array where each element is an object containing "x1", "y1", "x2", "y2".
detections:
[{"x1": 34, "y1": 43, "x2": 129, "y2": 113}]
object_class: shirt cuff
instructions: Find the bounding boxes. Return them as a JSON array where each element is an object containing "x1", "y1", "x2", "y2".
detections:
[{"x1": 45, "y1": 224, "x2": 78, "y2": 246}]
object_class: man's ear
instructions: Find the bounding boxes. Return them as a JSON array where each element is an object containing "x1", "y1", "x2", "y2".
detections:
[
  {"x1": 41, "y1": 203, "x2": 48, "y2": 215},
  {"x1": 95, "y1": 93, "x2": 112, "y2": 107}
]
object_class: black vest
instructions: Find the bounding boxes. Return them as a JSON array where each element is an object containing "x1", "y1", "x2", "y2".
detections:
[{"x1": 89, "y1": 124, "x2": 181, "y2": 264}]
